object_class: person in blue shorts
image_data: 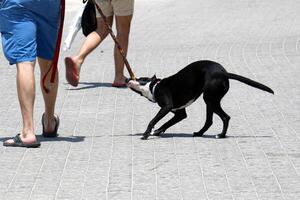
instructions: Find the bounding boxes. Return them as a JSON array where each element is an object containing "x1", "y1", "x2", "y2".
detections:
[{"x1": 0, "y1": 0, "x2": 64, "y2": 147}]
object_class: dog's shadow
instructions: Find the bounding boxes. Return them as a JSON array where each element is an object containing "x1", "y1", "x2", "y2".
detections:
[
  {"x1": 66, "y1": 82, "x2": 127, "y2": 90},
  {"x1": 160, "y1": 133, "x2": 194, "y2": 138},
  {"x1": 131, "y1": 132, "x2": 200, "y2": 139},
  {"x1": 131, "y1": 132, "x2": 273, "y2": 139}
]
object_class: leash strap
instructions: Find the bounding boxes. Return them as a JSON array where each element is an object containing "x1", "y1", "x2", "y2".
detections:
[
  {"x1": 42, "y1": 0, "x2": 65, "y2": 93},
  {"x1": 91, "y1": 0, "x2": 136, "y2": 80}
]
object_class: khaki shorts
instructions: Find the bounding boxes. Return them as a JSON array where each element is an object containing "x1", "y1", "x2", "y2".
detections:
[{"x1": 95, "y1": 0, "x2": 134, "y2": 17}]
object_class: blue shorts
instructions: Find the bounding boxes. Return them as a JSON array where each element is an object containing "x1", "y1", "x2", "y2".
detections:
[{"x1": 0, "y1": 0, "x2": 61, "y2": 65}]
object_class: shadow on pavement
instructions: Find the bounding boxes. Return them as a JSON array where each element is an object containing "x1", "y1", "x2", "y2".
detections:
[
  {"x1": 66, "y1": 82, "x2": 127, "y2": 90},
  {"x1": 130, "y1": 132, "x2": 192, "y2": 138},
  {"x1": 229, "y1": 135, "x2": 273, "y2": 138},
  {"x1": 0, "y1": 135, "x2": 85, "y2": 143},
  {"x1": 129, "y1": 132, "x2": 273, "y2": 139},
  {"x1": 37, "y1": 135, "x2": 85, "y2": 142}
]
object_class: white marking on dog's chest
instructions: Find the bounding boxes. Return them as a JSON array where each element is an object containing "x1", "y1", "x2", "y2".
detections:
[
  {"x1": 140, "y1": 82, "x2": 154, "y2": 102},
  {"x1": 172, "y1": 99, "x2": 196, "y2": 111}
]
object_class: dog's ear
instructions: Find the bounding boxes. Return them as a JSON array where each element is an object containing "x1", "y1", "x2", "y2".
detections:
[{"x1": 151, "y1": 74, "x2": 157, "y2": 80}]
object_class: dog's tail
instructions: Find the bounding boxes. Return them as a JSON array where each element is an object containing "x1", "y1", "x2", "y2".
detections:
[{"x1": 226, "y1": 73, "x2": 274, "y2": 94}]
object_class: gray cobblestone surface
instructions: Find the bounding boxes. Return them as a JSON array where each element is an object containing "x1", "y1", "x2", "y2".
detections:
[{"x1": 1, "y1": 0, "x2": 300, "y2": 199}]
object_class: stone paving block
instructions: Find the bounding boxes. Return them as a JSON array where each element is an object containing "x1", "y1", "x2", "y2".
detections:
[{"x1": 0, "y1": 0, "x2": 300, "y2": 199}]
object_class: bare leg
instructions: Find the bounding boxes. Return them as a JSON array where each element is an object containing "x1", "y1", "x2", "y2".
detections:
[
  {"x1": 113, "y1": 15, "x2": 132, "y2": 84},
  {"x1": 38, "y1": 58, "x2": 58, "y2": 132},
  {"x1": 70, "y1": 16, "x2": 113, "y2": 74},
  {"x1": 4, "y1": 62, "x2": 37, "y2": 145}
]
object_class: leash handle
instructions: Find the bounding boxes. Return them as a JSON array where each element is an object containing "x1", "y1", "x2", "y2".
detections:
[
  {"x1": 42, "y1": 0, "x2": 65, "y2": 93},
  {"x1": 91, "y1": 0, "x2": 136, "y2": 80}
]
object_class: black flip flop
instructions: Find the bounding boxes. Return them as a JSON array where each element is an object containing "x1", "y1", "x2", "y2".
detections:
[
  {"x1": 3, "y1": 134, "x2": 41, "y2": 148},
  {"x1": 42, "y1": 114, "x2": 60, "y2": 138}
]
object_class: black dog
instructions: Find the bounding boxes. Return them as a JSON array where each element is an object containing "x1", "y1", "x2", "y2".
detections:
[{"x1": 127, "y1": 60, "x2": 274, "y2": 140}]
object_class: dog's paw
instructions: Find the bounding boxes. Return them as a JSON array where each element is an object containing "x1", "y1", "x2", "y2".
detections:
[
  {"x1": 141, "y1": 134, "x2": 150, "y2": 140},
  {"x1": 215, "y1": 133, "x2": 226, "y2": 139},
  {"x1": 153, "y1": 129, "x2": 165, "y2": 136},
  {"x1": 193, "y1": 132, "x2": 203, "y2": 137}
]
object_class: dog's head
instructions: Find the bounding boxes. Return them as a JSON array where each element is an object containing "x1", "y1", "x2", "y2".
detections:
[{"x1": 127, "y1": 75, "x2": 160, "y2": 102}]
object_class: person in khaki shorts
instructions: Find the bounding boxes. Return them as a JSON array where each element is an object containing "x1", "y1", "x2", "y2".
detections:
[{"x1": 65, "y1": 0, "x2": 134, "y2": 87}]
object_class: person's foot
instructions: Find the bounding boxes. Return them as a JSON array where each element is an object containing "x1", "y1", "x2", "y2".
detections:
[
  {"x1": 42, "y1": 114, "x2": 60, "y2": 138},
  {"x1": 64, "y1": 56, "x2": 82, "y2": 87},
  {"x1": 112, "y1": 76, "x2": 127, "y2": 88},
  {"x1": 3, "y1": 133, "x2": 40, "y2": 148}
]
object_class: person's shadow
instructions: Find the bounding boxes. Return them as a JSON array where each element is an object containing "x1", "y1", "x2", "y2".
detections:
[
  {"x1": 66, "y1": 82, "x2": 127, "y2": 90},
  {"x1": 37, "y1": 135, "x2": 85, "y2": 142},
  {"x1": 0, "y1": 135, "x2": 85, "y2": 143}
]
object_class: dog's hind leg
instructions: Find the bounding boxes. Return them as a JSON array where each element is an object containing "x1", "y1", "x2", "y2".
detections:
[
  {"x1": 193, "y1": 103, "x2": 213, "y2": 137},
  {"x1": 213, "y1": 103, "x2": 230, "y2": 139},
  {"x1": 199, "y1": 78, "x2": 230, "y2": 138},
  {"x1": 153, "y1": 109, "x2": 187, "y2": 136}
]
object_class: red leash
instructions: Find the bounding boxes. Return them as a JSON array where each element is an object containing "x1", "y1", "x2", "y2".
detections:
[{"x1": 42, "y1": 0, "x2": 65, "y2": 93}]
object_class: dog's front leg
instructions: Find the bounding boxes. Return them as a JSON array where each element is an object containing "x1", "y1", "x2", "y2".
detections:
[
  {"x1": 141, "y1": 105, "x2": 172, "y2": 140},
  {"x1": 153, "y1": 109, "x2": 187, "y2": 136}
]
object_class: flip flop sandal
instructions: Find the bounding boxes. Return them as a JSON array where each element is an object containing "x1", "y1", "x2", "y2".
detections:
[
  {"x1": 112, "y1": 82, "x2": 127, "y2": 88},
  {"x1": 3, "y1": 134, "x2": 40, "y2": 148},
  {"x1": 65, "y1": 57, "x2": 79, "y2": 87},
  {"x1": 42, "y1": 114, "x2": 60, "y2": 138}
]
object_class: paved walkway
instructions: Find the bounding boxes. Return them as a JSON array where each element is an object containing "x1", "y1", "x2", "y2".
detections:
[{"x1": 1, "y1": 0, "x2": 300, "y2": 199}]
